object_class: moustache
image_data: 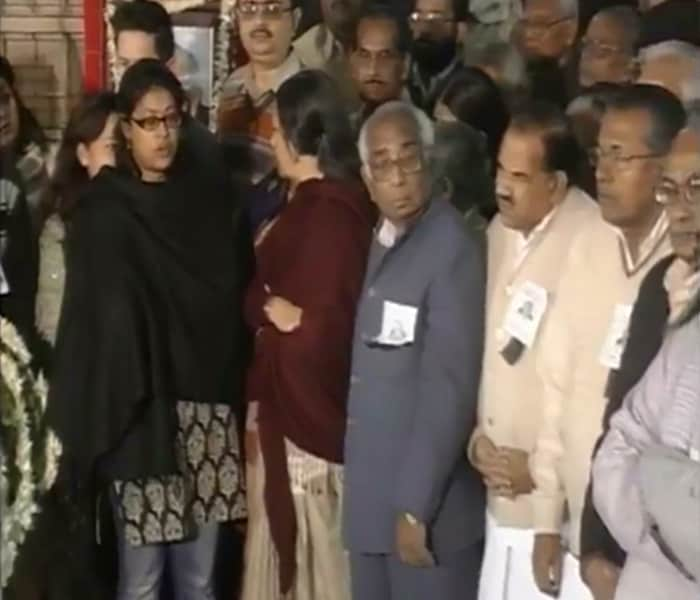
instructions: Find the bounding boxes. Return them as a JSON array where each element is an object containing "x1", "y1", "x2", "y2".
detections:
[{"x1": 251, "y1": 27, "x2": 272, "y2": 38}]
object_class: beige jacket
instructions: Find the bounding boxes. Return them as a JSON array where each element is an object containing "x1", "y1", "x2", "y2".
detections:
[
  {"x1": 532, "y1": 215, "x2": 672, "y2": 556},
  {"x1": 470, "y1": 187, "x2": 598, "y2": 528},
  {"x1": 35, "y1": 214, "x2": 66, "y2": 344}
]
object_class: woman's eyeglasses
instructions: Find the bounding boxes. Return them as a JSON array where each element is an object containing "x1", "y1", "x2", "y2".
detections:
[{"x1": 130, "y1": 113, "x2": 183, "y2": 132}]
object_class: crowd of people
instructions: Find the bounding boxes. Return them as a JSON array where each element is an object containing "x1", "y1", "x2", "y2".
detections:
[{"x1": 1, "y1": 0, "x2": 699, "y2": 599}]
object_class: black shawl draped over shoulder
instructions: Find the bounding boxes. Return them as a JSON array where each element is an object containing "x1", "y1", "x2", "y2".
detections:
[{"x1": 48, "y1": 164, "x2": 249, "y2": 483}]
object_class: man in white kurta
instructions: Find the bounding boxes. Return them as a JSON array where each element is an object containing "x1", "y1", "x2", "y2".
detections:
[{"x1": 469, "y1": 102, "x2": 598, "y2": 600}]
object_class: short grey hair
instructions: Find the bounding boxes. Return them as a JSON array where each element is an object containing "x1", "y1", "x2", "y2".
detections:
[
  {"x1": 566, "y1": 93, "x2": 599, "y2": 118},
  {"x1": 358, "y1": 101, "x2": 435, "y2": 166},
  {"x1": 639, "y1": 40, "x2": 700, "y2": 106}
]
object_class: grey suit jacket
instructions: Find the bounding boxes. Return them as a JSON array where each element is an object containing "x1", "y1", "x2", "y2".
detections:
[{"x1": 343, "y1": 198, "x2": 487, "y2": 557}]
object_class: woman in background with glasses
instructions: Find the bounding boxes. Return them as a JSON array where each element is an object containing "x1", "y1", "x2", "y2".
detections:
[
  {"x1": 242, "y1": 69, "x2": 374, "y2": 600},
  {"x1": 48, "y1": 59, "x2": 248, "y2": 600}
]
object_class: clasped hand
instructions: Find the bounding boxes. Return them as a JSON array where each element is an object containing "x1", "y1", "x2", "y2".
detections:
[{"x1": 264, "y1": 295, "x2": 302, "y2": 333}]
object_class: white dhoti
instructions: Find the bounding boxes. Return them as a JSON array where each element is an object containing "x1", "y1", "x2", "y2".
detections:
[
  {"x1": 478, "y1": 513, "x2": 594, "y2": 600},
  {"x1": 560, "y1": 554, "x2": 594, "y2": 600},
  {"x1": 478, "y1": 512, "x2": 553, "y2": 600}
]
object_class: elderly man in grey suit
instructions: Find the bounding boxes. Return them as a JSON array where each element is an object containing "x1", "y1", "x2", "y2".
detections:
[{"x1": 343, "y1": 101, "x2": 487, "y2": 600}]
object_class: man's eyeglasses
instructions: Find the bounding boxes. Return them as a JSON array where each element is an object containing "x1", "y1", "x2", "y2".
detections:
[
  {"x1": 237, "y1": 2, "x2": 292, "y2": 19},
  {"x1": 580, "y1": 38, "x2": 625, "y2": 60},
  {"x1": 369, "y1": 152, "x2": 424, "y2": 182},
  {"x1": 593, "y1": 146, "x2": 661, "y2": 168},
  {"x1": 130, "y1": 112, "x2": 183, "y2": 132},
  {"x1": 518, "y1": 16, "x2": 572, "y2": 35},
  {"x1": 409, "y1": 11, "x2": 455, "y2": 25},
  {"x1": 655, "y1": 174, "x2": 700, "y2": 206}
]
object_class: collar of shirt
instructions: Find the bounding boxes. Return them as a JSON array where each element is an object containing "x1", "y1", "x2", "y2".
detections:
[
  {"x1": 233, "y1": 51, "x2": 304, "y2": 102},
  {"x1": 512, "y1": 205, "x2": 559, "y2": 271},
  {"x1": 376, "y1": 219, "x2": 404, "y2": 248},
  {"x1": 664, "y1": 257, "x2": 700, "y2": 324},
  {"x1": 375, "y1": 200, "x2": 434, "y2": 248},
  {"x1": 614, "y1": 211, "x2": 670, "y2": 274}
]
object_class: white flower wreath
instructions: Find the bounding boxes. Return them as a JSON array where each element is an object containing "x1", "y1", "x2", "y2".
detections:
[
  {"x1": 1, "y1": 318, "x2": 62, "y2": 589},
  {"x1": 211, "y1": 0, "x2": 238, "y2": 130}
]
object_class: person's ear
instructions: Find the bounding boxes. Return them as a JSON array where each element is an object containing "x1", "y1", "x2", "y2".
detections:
[
  {"x1": 165, "y1": 55, "x2": 177, "y2": 74},
  {"x1": 292, "y1": 7, "x2": 302, "y2": 32},
  {"x1": 562, "y1": 18, "x2": 578, "y2": 50},
  {"x1": 121, "y1": 118, "x2": 132, "y2": 145},
  {"x1": 361, "y1": 164, "x2": 373, "y2": 191},
  {"x1": 76, "y1": 142, "x2": 90, "y2": 169},
  {"x1": 552, "y1": 170, "x2": 568, "y2": 199},
  {"x1": 624, "y1": 56, "x2": 641, "y2": 82}
]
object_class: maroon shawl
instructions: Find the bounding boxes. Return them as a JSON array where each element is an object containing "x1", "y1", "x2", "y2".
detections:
[{"x1": 244, "y1": 178, "x2": 375, "y2": 592}]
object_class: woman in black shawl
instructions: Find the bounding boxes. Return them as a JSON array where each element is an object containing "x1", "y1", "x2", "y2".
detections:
[{"x1": 48, "y1": 59, "x2": 249, "y2": 600}]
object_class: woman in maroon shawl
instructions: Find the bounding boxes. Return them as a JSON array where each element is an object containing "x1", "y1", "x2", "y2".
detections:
[{"x1": 241, "y1": 70, "x2": 375, "y2": 600}]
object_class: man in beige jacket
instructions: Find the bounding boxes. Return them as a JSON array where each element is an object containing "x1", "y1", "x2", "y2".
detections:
[
  {"x1": 530, "y1": 84, "x2": 686, "y2": 599},
  {"x1": 469, "y1": 100, "x2": 598, "y2": 600}
]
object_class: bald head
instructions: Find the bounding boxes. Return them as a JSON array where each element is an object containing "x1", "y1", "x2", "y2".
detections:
[
  {"x1": 638, "y1": 41, "x2": 700, "y2": 105},
  {"x1": 579, "y1": 7, "x2": 640, "y2": 88},
  {"x1": 670, "y1": 126, "x2": 700, "y2": 155}
]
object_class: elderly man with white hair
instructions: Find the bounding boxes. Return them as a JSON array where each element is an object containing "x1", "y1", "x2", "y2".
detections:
[
  {"x1": 343, "y1": 101, "x2": 487, "y2": 600},
  {"x1": 515, "y1": 0, "x2": 580, "y2": 107},
  {"x1": 638, "y1": 40, "x2": 700, "y2": 106},
  {"x1": 592, "y1": 114, "x2": 700, "y2": 600}
]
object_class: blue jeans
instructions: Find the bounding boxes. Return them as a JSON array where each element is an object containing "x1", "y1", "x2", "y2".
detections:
[{"x1": 115, "y1": 521, "x2": 219, "y2": 600}]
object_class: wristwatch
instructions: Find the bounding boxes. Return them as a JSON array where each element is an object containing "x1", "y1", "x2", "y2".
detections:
[{"x1": 404, "y1": 512, "x2": 419, "y2": 526}]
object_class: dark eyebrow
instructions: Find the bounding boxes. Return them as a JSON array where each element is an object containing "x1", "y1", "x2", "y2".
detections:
[{"x1": 139, "y1": 106, "x2": 177, "y2": 115}]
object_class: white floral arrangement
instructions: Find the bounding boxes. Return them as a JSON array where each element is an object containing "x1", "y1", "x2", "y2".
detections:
[
  {"x1": 211, "y1": 0, "x2": 238, "y2": 131},
  {"x1": 1, "y1": 318, "x2": 62, "y2": 589}
]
